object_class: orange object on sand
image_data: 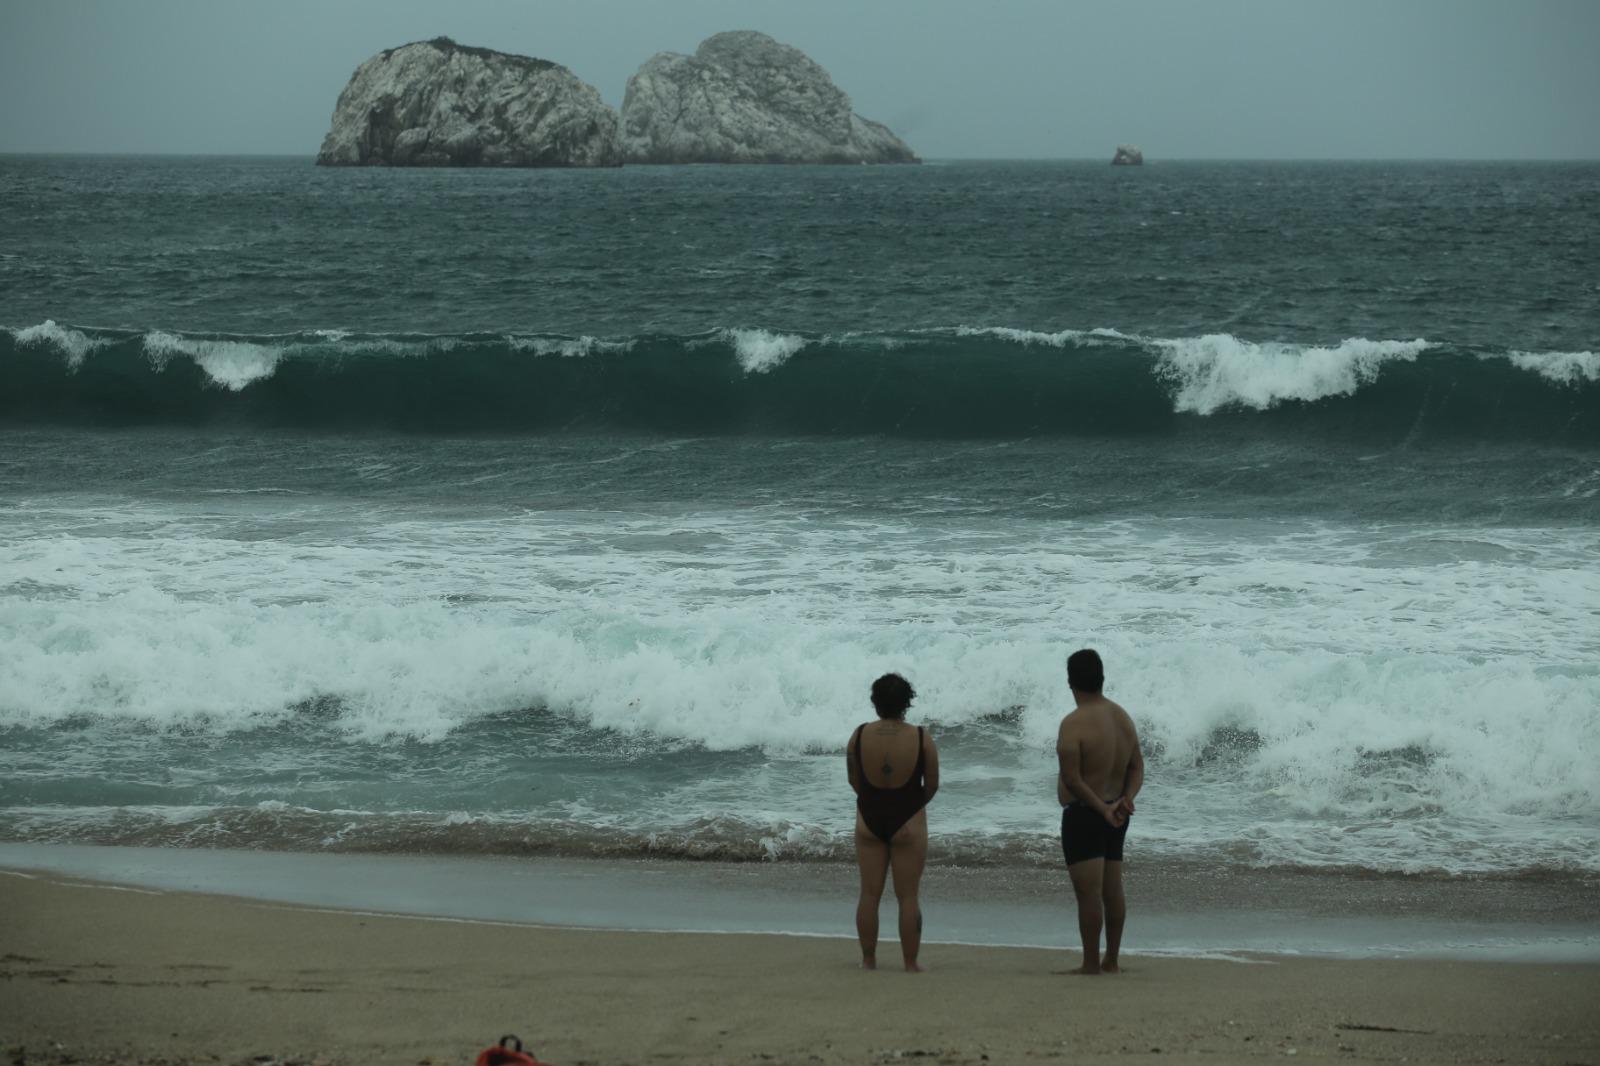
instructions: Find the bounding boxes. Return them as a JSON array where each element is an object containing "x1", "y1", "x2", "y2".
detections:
[{"x1": 474, "y1": 1034, "x2": 551, "y2": 1066}]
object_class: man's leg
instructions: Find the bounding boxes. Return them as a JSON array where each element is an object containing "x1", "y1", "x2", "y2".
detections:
[
  {"x1": 854, "y1": 815, "x2": 889, "y2": 968},
  {"x1": 1101, "y1": 858, "x2": 1125, "y2": 973},
  {"x1": 1067, "y1": 856, "x2": 1105, "y2": 974}
]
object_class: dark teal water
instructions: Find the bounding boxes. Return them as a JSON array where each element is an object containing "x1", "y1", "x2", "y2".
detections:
[
  {"x1": 1, "y1": 157, "x2": 1596, "y2": 879},
  {"x1": 4, "y1": 157, "x2": 1597, "y2": 342}
]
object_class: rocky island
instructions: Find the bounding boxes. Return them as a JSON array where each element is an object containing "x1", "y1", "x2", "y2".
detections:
[
  {"x1": 620, "y1": 31, "x2": 918, "y2": 165},
  {"x1": 1112, "y1": 144, "x2": 1144, "y2": 165},
  {"x1": 316, "y1": 37, "x2": 620, "y2": 167}
]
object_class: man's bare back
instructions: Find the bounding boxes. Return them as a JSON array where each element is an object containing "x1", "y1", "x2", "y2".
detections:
[{"x1": 1056, "y1": 697, "x2": 1141, "y2": 811}]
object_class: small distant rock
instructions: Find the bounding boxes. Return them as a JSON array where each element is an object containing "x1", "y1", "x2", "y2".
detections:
[
  {"x1": 1112, "y1": 144, "x2": 1144, "y2": 166},
  {"x1": 621, "y1": 31, "x2": 918, "y2": 165},
  {"x1": 317, "y1": 37, "x2": 620, "y2": 167}
]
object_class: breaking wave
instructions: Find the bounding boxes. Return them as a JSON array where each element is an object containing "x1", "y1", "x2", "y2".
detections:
[
  {"x1": 1507, "y1": 349, "x2": 1600, "y2": 386},
  {"x1": 4, "y1": 321, "x2": 1597, "y2": 441}
]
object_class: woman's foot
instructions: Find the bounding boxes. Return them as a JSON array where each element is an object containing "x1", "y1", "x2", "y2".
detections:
[
  {"x1": 904, "y1": 959, "x2": 923, "y2": 973},
  {"x1": 861, "y1": 953, "x2": 877, "y2": 970}
]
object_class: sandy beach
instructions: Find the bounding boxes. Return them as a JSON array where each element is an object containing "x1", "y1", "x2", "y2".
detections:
[{"x1": 4, "y1": 868, "x2": 1597, "y2": 1066}]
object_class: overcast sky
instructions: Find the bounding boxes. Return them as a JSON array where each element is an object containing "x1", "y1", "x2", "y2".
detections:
[{"x1": 2, "y1": 0, "x2": 1597, "y2": 159}]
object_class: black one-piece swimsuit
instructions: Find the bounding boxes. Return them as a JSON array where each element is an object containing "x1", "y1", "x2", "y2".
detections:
[{"x1": 852, "y1": 723, "x2": 928, "y2": 842}]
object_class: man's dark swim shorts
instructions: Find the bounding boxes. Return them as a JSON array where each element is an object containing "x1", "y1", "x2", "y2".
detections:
[{"x1": 1061, "y1": 802, "x2": 1129, "y2": 866}]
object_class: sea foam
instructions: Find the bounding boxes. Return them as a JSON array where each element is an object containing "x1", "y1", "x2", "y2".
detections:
[
  {"x1": 11, "y1": 320, "x2": 111, "y2": 369},
  {"x1": 1151, "y1": 334, "x2": 1432, "y2": 413},
  {"x1": 952, "y1": 325, "x2": 1131, "y2": 347},
  {"x1": 143, "y1": 331, "x2": 284, "y2": 390},
  {"x1": 1, "y1": 501, "x2": 1596, "y2": 875},
  {"x1": 720, "y1": 328, "x2": 807, "y2": 373},
  {"x1": 506, "y1": 334, "x2": 636, "y2": 358},
  {"x1": 1506, "y1": 349, "x2": 1600, "y2": 386}
]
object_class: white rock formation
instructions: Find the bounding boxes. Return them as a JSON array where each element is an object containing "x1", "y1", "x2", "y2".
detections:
[
  {"x1": 1112, "y1": 144, "x2": 1144, "y2": 166},
  {"x1": 317, "y1": 38, "x2": 620, "y2": 167},
  {"x1": 621, "y1": 31, "x2": 917, "y2": 164}
]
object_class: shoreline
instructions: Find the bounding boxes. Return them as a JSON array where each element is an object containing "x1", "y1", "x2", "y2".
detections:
[
  {"x1": 3, "y1": 868, "x2": 1598, "y2": 1066},
  {"x1": 3, "y1": 843, "x2": 1598, "y2": 962}
]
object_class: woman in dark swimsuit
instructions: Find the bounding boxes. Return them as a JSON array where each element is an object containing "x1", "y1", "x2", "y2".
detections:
[{"x1": 846, "y1": 672, "x2": 940, "y2": 971}]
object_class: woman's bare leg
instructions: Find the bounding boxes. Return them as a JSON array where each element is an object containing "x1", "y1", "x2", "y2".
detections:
[
  {"x1": 854, "y1": 813, "x2": 889, "y2": 968},
  {"x1": 889, "y1": 812, "x2": 928, "y2": 972}
]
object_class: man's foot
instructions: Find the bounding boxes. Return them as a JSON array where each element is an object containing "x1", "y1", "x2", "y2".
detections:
[
  {"x1": 1068, "y1": 964, "x2": 1103, "y2": 975},
  {"x1": 861, "y1": 954, "x2": 877, "y2": 970},
  {"x1": 903, "y1": 960, "x2": 923, "y2": 973},
  {"x1": 1101, "y1": 960, "x2": 1121, "y2": 974}
]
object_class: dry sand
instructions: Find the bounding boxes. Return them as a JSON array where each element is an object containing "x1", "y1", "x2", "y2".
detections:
[{"x1": 2, "y1": 869, "x2": 1597, "y2": 1066}]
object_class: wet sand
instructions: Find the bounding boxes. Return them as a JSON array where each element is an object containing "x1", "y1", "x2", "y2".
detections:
[
  {"x1": 4, "y1": 843, "x2": 1597, "y2": 961},
  {"x1": 4, "y1": 868, "x2": 1598, "y2": 1066}
]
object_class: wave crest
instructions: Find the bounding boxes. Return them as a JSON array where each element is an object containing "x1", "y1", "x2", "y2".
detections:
[
  {"x1": 3, "y1": 321, "x2": 1594, "y2": 440},
  {"x1": 1507, "y1": 349, "x2": 1600, "y2": 386},
  {"x1": 953, "y1": 325, "x2": 1131, "y2": 347},
  {"x1": 144, "y1": 330, "x2": 283, "y2": 391},
  {"x1": 719, "y1": 328, "x2": 807, "y2": 373},
  {"x1": 13, "y1": 319, "x2": 109, "y2": 369},
  {"x1": 506, "y1": 334, "x2": 636, "y2": 358},
  {"x1": 1153, "y1": 335, "x2": 1432, "y2": 414}
]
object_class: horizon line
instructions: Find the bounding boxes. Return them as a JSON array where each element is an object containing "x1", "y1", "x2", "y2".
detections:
[{"x1": 2, "y1": 151, "x2": 1598, "y2": 164}]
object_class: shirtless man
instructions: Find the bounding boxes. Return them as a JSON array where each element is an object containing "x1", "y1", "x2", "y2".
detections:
[{"x1": 1055, "y1": 648, "x2": 1144, "y2": 975}]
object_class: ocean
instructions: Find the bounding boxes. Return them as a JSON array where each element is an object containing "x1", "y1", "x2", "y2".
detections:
[{"x1": 2, "y1": 156, "x2": 1597, "y2": 903}]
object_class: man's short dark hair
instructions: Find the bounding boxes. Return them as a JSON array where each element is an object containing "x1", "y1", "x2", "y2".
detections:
[
  {"x1": 1067, "y1": 649, "x2": 1104, "y2": 693},
  {"x1": 870, "y1": 673, "x2": 916, "y2": 719}
]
